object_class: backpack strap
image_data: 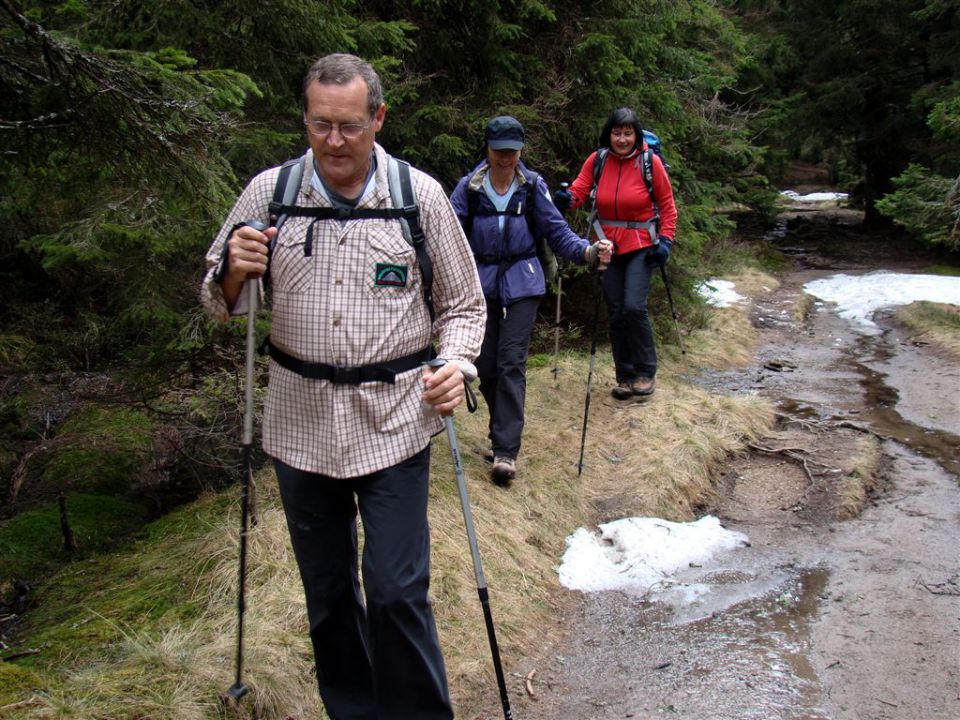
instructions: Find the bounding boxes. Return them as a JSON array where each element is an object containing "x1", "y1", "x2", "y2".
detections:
[
  {"x1": 640, "y1": 148, "x2": 659, "y2": 217},
  {"x1": 587, "y1": 148, "x2": 609, "y2": 242},
  {"x1": 463, "y1": 171, "x2": 539, "y2": 239},
  {"x1": 463, "y1": 172, "x2": 542, "y2": 285},
  {"x1": 388, "y1": 157, "x2": 434, "y2": 322},
  {"x1": 268, "y1": 155, "x2": 307, "y2": 232},
  {"x1": 588, "y1": 147, "x2": 660, "y2": 241},
  {"x1": 265, "y1": 153, "x2": 434, "y2": 321}
]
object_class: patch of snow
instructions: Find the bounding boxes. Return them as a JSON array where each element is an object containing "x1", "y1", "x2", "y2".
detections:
[
  {"x1": 804, "y1": 271, "x2": 960, "y2": 333},
  {"x1": 697, "y1": 279, "x2": 745, "y2": 308},
  {"x1": 558, "y1": 516, "x2": 750, "y2": 595}
]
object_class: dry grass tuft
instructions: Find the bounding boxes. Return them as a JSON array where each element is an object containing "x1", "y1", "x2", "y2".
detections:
[
  {"x1": 834, "y1": 434, "x2": 882, "y2": 520},
  {"x1": 893, "y1": 301, "x2": 960, "y2": 358}
]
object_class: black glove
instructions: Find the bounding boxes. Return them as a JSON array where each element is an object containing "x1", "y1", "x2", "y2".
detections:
[
  {"x1": 646, "y1": 236, "x2": 672, "y2": 266},
  {"x1": 553, "y1": 187, "x2": 573, "y2": 214}
]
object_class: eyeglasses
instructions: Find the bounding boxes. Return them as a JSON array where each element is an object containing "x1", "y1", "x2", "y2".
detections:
[{"x1": 303, "y1": 118, "x2": 372, "y2": 139}]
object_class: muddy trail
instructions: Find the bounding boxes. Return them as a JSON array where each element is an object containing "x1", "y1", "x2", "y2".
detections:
[{"x1": 471, "y1": 214, "x2": 960, "y2": 720}]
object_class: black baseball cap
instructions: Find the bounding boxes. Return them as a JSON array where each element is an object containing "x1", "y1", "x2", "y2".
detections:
[{"x1": 484, "y1": 115, "x2": 525, "y2": 150}]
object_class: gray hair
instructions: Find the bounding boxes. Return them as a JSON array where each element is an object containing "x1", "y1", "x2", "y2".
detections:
[{"x1": 302, "y1": 53, "x2": 384, "y2": 117}]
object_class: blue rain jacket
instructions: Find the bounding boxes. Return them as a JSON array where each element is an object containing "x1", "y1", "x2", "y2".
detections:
[{"x1": 450, "y1": 160, "x2": 590, "y2": 305}]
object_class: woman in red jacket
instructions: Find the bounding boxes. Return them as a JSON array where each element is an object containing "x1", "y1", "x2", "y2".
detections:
[{"x1": 558, "y1": 107, "x2": 677, "y2": 399}]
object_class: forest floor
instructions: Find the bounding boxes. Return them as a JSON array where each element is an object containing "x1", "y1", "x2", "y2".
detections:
[{"x1": 470, "y1": 210, "x2": 960, "y2": 719}]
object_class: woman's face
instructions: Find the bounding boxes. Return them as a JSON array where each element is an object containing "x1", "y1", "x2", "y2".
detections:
[
  {"x1": 486, "y1": 147, "x2": 521, "y2": 176},
  {"x1": 609, "y1": 125, "x2": 637, "y2": 157}
]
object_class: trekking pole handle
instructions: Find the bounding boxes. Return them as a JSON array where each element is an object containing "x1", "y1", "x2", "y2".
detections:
[
  {"x1": 423, "y1": 357, "x2": 478, "y2": 383},
  {"x1": 423, "y1": 358, "x2": 478, "y2": 413}
]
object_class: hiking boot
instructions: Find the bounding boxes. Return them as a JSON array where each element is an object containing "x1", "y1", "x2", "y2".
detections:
[
  {"x1": 491, "y1": 456, "x2": 516, "y2": 486},
  {"x1": 632, "y1": 377, "x2": 655, "y2": 396},
  {"x1": 610, "y1": 382, "x2": 635, "y2": 400}
]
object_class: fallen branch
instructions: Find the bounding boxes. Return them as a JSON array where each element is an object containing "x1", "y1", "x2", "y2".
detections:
[
  {"x1": 3, "y1": 648, "x2": 40, "y2": 662},
  {"x1": 0, "y1": 696, "x2": 42, "y2": 712},
  {"x1": 525, "y1": 669, "x2": 537, "y2": 698},
  {"x1": 917, "y1": 578, "x2": 960, "y2": 596},
  {"x1": 1, "y1": 648, "x2": 40, "y2": 661}
]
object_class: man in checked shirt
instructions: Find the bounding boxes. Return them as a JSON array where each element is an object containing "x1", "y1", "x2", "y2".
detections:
[{"x1": 201, "y1": 54, "x2": 485, "y2": 719}]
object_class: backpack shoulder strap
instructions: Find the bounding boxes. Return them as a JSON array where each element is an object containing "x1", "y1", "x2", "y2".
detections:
[
  {"x1": 641, "y1": 148, "x2": 659, "y2": 216},
  {"x1": 387, "y1": 157, "x2": 434, "y2": 321},
  {"x1": 523, "y1": 171, "x2": 539, "y2": 238},
  {"x1": 590, "y1": 148, "x2": 609, "y2": 206},
  {"x1": 268, "y1": 154, "x2": 307, "y2": 230}
]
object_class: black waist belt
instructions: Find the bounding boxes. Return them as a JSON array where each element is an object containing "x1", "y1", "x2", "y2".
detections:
[
  {"x1": 473, "y1": 250, "x2": 537, "y2": 266},
  {"x1": 266, "y1": 340, "x2": 433, "y2": 384}
]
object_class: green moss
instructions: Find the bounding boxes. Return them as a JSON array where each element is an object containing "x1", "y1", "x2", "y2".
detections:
[
  {"x1": 42, "y1": 405, "x2": 154, "y2": 494},
  {"x1": 8, "y1": 493, "x2": 231, "y2": 668},
  {"x1": 923, "y1": 264, "x2": 960, "y2": 277},
  {"x1": 0, "y1": 661, "x2": 44, "y2": 705},
  {"x1": 0, "y1": 494, "x2": 148, "y2": 579}
]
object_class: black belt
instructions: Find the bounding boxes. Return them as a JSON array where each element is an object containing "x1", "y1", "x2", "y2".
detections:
[
  {"x1": 266, "y1": 339, "x2": 433, "y2": 384},
  {"x1": 473, "y1": 250, "x2": 536, "y2": 266}
]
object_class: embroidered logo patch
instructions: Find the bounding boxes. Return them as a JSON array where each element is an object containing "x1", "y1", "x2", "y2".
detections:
[{"x1": 375, "y1": 262, "x2": 408, "y2": 287}]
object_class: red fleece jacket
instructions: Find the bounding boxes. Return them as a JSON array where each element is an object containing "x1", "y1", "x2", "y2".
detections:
[{"x1": 568, "y1": 146, "x2": 677, "y2": 255}]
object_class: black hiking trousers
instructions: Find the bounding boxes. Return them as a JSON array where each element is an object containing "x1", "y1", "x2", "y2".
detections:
[
  {"x1": 603, "y1": 247, "x2": 658, "y2": 382},
  {"x1": 275, "y1": 446, "x2": 453, "y2": 720},
  {"x1": 476, "y1": 295, "x2": 540, "y2": 460}
]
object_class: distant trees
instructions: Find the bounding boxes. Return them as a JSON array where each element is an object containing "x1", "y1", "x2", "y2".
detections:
[{"x1": 733, "y1": 0, "x2": 960, "y2": 241}]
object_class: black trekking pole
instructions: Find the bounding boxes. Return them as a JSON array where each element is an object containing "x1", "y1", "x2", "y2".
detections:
[
  {"x1": 551, "y1": 269, "x2": 563, "y2": 388},
  {"x1": 658, "y1": 264, "x2": 689, "y2": 374},
  {"x1": 426, "y1": 359, "x2": 513, "y2": 720},
  {"x1": 576, "y1": 267, "x2": 604, "y2": 477},
  {"x1": 222, "y1": 220, "x2": 267, "y2": 709}
]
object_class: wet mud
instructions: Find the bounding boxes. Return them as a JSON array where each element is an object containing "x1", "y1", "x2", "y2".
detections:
[{"x1": 471, "y1": 218, "x2": 960, "y2": 720}]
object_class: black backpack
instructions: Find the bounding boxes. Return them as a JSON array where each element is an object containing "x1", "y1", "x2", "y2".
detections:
[
  {"x1": 462, "y1": 171, "x2": 559, "y2": 284},
  {"x1": 268, "y1": 153, "x2": 434, "y2": 319}
]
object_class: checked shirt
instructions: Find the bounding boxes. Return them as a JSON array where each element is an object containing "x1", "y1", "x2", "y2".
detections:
[{"x1": 201, "y1": 143, "x2": 485, "y2": 478}]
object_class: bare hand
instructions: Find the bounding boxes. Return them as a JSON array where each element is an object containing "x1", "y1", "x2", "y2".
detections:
[
  {"x1": 597, "y1": 239, "x2": 613, "y2": 265},
  {"x1": 422, "y1": 362, "x2": 465, "y2": 416},
  {"x1": 228, "y1": 224, "x2": 276, "y2": 281}
]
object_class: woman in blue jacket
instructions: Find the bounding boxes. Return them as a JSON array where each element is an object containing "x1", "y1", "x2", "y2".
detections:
[{"x1": 449, "y1": 115, "x2": 611, "y2": 486}]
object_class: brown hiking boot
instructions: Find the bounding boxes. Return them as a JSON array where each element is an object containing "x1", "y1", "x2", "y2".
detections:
[
  {"x1": 610, "y1": 382, "x2": 635, "y2": 400},
  {"x1": 491, "y1": 456, "x2": 516, "y2": 486},
  {"x1": 632, "y1": 377, "x2": 655, "y2": 396}
]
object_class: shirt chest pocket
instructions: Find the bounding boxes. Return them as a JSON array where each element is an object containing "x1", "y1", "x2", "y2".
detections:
[
  {"x1": 270, "y1": 219, "x2": 318, "y2": 294},
  {"x1": 363, "y1": 222, "x2": 419, "y2": 298}
]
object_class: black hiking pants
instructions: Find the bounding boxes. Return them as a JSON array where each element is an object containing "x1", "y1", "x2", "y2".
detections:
[
  {"x1": 603, "y1": 247, "x2": 658, "y2": 382},
  {"x1": 476, "y1": 295, "x2": 540, "y2": 460},
  {"x1": 274, "y1": 447, "x2": 453, "y2": 720}
]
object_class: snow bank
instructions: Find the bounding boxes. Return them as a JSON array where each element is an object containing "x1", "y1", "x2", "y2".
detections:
[{"x1": 804, "y1": 271, "x2": 960, "y2": 333}]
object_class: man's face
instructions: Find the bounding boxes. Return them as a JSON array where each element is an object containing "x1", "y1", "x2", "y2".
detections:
[{"x1": 304, "y1": 76, "x2": 385, "y2": 196}]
